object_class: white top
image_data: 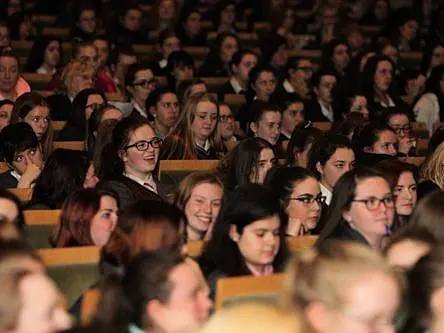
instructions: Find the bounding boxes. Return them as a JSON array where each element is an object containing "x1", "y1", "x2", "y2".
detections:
[
  {"x1": 283, "y1": 79, "x2": 295, "y2": 93},
  {"x1": 414, "y1": 92, "x2": 439, "y2": 135},
  {"x1": 318, "y1": 99, "x2": 334, "y2": 122},
  {"x1": 229, "y1": 77, "x2": 245, "y2": 94},
  {"x1": 320, "y1": 183, "x2": 332, "y2": 206}
]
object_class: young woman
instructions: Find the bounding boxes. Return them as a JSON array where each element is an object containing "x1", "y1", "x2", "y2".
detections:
[
  {"x1": 264, "y1": 166, "x2": 324, "y2": 236},
  {"x1": 389, "y1": 14, "x2": 421, "y2": 52},
  {"x1": 159, "y1": 93, "x2": 225, "y2": 160},
  {"x1": 376, "y1": 159, "x2": 418, "y2": 231},
  {"x1": 249, "y1": 102, "x2": 282, "y2": 147},
  {"x1": 286, "y1": 124, "x2": 322, "y2": 168},
  {"x1": 380, "y1": 107, "x2": 416, "y2": 155},
  {"x1": 353, "y1": 121, "x2": 398, "y2": 166},
  {"x1": 212, "y1": 0, "x2": 237, "y2": 34},
  {"x1": 11, "y1": 92, "x2": 53, "y2": 160},
  {"x1": 166, "y1": 50, "x2": 195, "y2": 93},
  {"x1": 362, "y1": 55, "x2": 406, "y2": 117},
  {"x1": 198, "y1": 33, "x2": 240, "y2": 77},
  {"x1": 419, "y1": 43, "x2": 444, "y2": 80},
  {"x1": 308, "y1": 134, "x2": 355, "y2": 205},
  {"x1": 174, "y1": 171, "x2": 223, "y2": 241},
  {"x1": 0, "y1": 123, "x2": 42, "y2": 189},
  {"x1": 57, "y1": 88, "x2": 106, "y2": 142},
  {"x1": 50, "y1": 188, "x2": 119, "y2": 248},
  {"x1": 99, "y1": 116, "x2": 162, "y2": 210},
  {"x1": 0, "y1": 189, "x2": 25, "y2": 233},
  {"x1": 25, "y1": 37, "x2": 63, "y2": 75},
  {"x1": 176, "y1": 5, "x2": 206, "y2": 47},
  {"x1": 71, "y1": 3, "x2": 98, "y2": 40},
  {"x1": 283, "y1": 241, "x2": 400, "y2": 333},
  {"x1": 419, "y1": 141, "x2": 444, "y2": 196},
  {"x1": 199, "y1": 184, "x2": 290, "y2": 300},
  {"x1": 28, "y1": 149, "x2": 93, "y2": 210},
  {"x1": 149, "y1": 29, "x2": 181, "y2": 76},
  {"x1": 277, "y1": 97, "x2": 305, "y2": 142},
  {"x1": 401, "y1": 246, "x2": 444, "y2": 333},
  {"x1": 0, "y1": 99, "x2": 13, "y2": 130},
  {"x1": 218, "y1": 137, "x2": 276, "y2": 192},
  {"x1": 316, "y1": 167, "x2": 395, "y2": 251}
]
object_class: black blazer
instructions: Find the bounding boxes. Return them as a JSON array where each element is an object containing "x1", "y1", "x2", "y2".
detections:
[
  {"x1": 304, "y1": 100, "x2": 343, "y2": 123},
  {"x1": 0, "y1": 172, "x2": 18, "y2": 189}
]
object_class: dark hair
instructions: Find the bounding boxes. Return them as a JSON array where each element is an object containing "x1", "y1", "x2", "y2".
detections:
[
  {"x1": 51, "y1": 188, "x2": 118, "y2": 247},
  {"x1": 311, "y1": 68, "x2": 338, "y2": 88},
  {"x1": 109, "y1": 44, "x2": 136, "y2": 67},
  {"x1": 320, "y1": 39, "x2": 349, "y2": 72},
  {"x1": 264, "y1": 166, "x2": 317, "y2": 210},
  {"x1": 102, "y1": 200, "x2": 185, "y2": 266},
  {"x1": 69, "y1": 88, "x2": 107, "y2": 137},
  {"x1": 353, "y1": 121, "x2": 396, "y2": 153},
  {"x1": 376, "y1": 159, "x2": 418, "y2": 189},
  {"x1": 92, "y1": 119, "x2": 119, "y2": 180},
  {"x1": 25, "y1": 37, "x2": 63, "y2": 73},
  {"x1": 124, "y1": 62, "x2": 153, "y2": 95},
  {"x1": 177, "y1": 78, "x2": 206, "y2": 105},
  {"x1": 308, "y1": 134, "x2": 353, "y2": 179},
  {"x1": 218, "y1": 137, "x2": 275, "y2": 192},
  {"x1": 229, "y1": 49, "x2": 258, "y2": 75},
  {"x1": 316, "y1": 166, "x2": 390, "y2": 245},
  {"x1": 31, "y1": 149, "x2": 91, "y2": 209},
  {"x1": 158, "y1": 29, "x2": 178, "y2": 47},
  {"x1": 249, "y1": 101, "x2": 281, "y2": 128},
  {"x1": 424, "y1": 64, "x2": 444, "y2": 95},
  {"x1": 383, "y1": 225, "x2": 436, "y2": 257},
  {"x1": 97, "y1": 251, "x2": 184, "y2": 331},
  {"x1": 0, "y1": 239, "x2": 42, "y2": 265},
  {"x1": 212, "y1": 0, "x2": 236, "y2": 31},
  {"x1": 166, "y1": 50, "x2": 195, "y2": 91},
  {"x1": 378, "y1": 106, "x2": 413, "y2": 125},
  {"x1": 0, "y1": 99, "x2": 13, "y2": 109},
  {"x1": 0, "y1": 123, "x2": 38, "y2": 165},
  {"x1": 145, "y1": 87, "x2": 175, "y2": 118},
  {"x1": 402, "y1": 246, "x2": 444, "y2": 333},
  {"x1": 7, "y1": 12, "x2": 33, "y2": 41},
  {"x1": 199, "y1": 184, "x2": 290, "y2": 277},
  {"x1": 428, "y1": 125, "x2": 444, "y2": 156},
  {"x1": 286, "y1": 124, "x2": 322, "y2": 166},
  {"x1": 11, "y1": 92, "x2": 48, "y2": 123},
  {"x1": 362, "y1": 55, "x2": 396, "y2": 104},
  {"x1": 100, "y1": 116, "x2": 153, "y2": 180},
  {"x1": 0, "y1": 189, "x2": 25, "y2": 233}
]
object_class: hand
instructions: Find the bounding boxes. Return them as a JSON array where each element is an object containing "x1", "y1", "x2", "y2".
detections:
[
  {"x1": 398, "y1": 137, "x2": 415, "y2": 155},
  {"x1": 17, "y1": 161, "x2": 41, "y2": 188}
]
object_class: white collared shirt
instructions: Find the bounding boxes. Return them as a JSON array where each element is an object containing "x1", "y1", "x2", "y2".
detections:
[
  {"x1": 376, "y1": 94, "x2": 395, "y2": 108},
  {"x1": 283, "y1": 79, "x2": 296, "y2": 93},
  {"x1": 131, "y1": 99, "x2": 148, "y2": 118},
  {"x1": 320, "y1": 183, "x2": 332, "y2": 205},
  {"x1": 10, "y1": 170, "x2": 21, "y2": 182},
  {"x1": 158, "y1": 59, "x2": 167, "y2": 69},
  {"x1": 318, "y1": 99, "x2": 334, "y2": 122},
  {"x1": 229, "y1": 77, "x2": 245, "y2": 94},
  {"x1": 196, "y1": 139, "x2": 210, "y2": 152},
  {"x1": 124, "y1": 172, "x2": 158, "y2": 194}
]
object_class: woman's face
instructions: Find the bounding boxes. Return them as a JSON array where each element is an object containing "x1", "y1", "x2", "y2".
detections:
[
  {"x1": 252, "y1": 148, "x2": 275, "y2": 184},
  {"x1": 252, "y1": 71, "x2": 277, "y2": 101},
  {"x1": 251, "y1": 111, "x2": 281, "y2": 146},
  {"x1": 14, "y1": 273, "x2": 72, "y2": 333},
  {"x1": 0, "y1": 56, "x2": 19, "y2": 94},
  {"x1": 191, "y1": 101, "x2": 218, "y2": 143},
  {"x1": 369, "y1": 130, "x2": 398, "y2": 156},
  {"x1": 374, "y1": 60, "x2": 393, "y2": 93},
  {"x1": 78, "y1": 9, "x2": 97, "y2": 34},
  {"x1": 232, "y1": 215, "x2": 280, "y2": 270},
  {"x1": 121, "y1": 125, "x2": 160, "y2": 177},
  {"x1": 11, "y1": 147, "x2": 42, "y2": 176},
  {"x1": 343, "y1": 177, "x2": 394, "y2": 241},
  {"x1": 184, "y1": 12, "x2": 201, "y2": 36},
  {"x1": 399, "y1": 20, "x2": 418, "y2": 42},
  {"x1": 313, "y1": 270, "x2": 399, "y2": 333},
  {"x1": 281, "y1": 102, "x2": 304, "y2": 135},
  {"x1": 332, "y1": 44, "x2": 350, "y2": 72},
  {"x1": 161, "y1": 36, "x2": 181, "y2": 59},
  {"x1": 221, "y1": 4, "x2": 236, "y2": 26},
  {"x1": 184, "y1": 182, "x2": 223, "y2": 239},
  {"x1": 430, "y1": 45, "x2": 444, "y2": 69},
  {"x1": 159, "y1": 0, "x2": 175, "y2": 21},
  {"x1": 394, "y1": 171, "x2": 417, "y2": 216},
  {"x1": 374, "y1": 0, "x2": 389, "y2": 21},
  {"x1": 129, "y1": 69, "x2": 156, "y2": 103},
  {"x1": 43, "y1": 41, "x2": 60, "y2": 68},
  {"x1": 70, "y1": 71, "x2": 94, "y2": 97},
  {"x1": 318, "y1": 148, "x2": 355, "y2": 191},
  {"x1": 0, "y1": 103, "x2": 12, "y2": 130},
  {"x1": 90, "y1": 195, "x2": 119, "y2": 247},
  {"x1": 220, "y1": 36, "x2": 238, "y2": 64},
  {"x1": 22, "y1": 106, "x2": 50, "y2": 141},
  {"x1": 286, "y1": 177, "x2": 322, "y2": 232}
]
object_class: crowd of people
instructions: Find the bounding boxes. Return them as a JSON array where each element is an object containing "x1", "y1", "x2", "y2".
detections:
[{"x1": 0, "y1": 0, "x2": 444, "y2": 332}]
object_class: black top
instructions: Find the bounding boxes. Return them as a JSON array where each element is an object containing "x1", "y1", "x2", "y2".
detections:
[
  {"x1": 0, "y1": 172, "x2": 18, "y2": 189},
  {"x1": 217, "y1": 80, "x2": 237, "y2": 101},
  {"x1": 56, "y1": 123, "x2": 85, "y2": 141},
  {"x1": 304, "y1": 99, "x2": 343, "y2": 123},
  {"x1": 198, "y1": 55, "x2": 229, "y2": 77},
  {"x1": 176, "y1": 29, "x2": 207, "y2": 47},
  {"x1": 46, "y1": 94, "x2": 73, "y2": 121},
  {"x1": 417, "y1": 179, "x2": 441, "y2": 201},
  {"x1": 159, "y1": 139, "x2": 223, "y2": 160},
  {"x1": 317, "y1": 221, "x2": 370, "y2": 248}
]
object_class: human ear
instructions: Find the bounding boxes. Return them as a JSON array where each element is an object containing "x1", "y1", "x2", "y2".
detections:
[
  {"x1": 250, "y1": 122, "x2": 257, "y2": 134},
  {"x1": 229, "y1": 224, "x2": 240, "y2": 242},
  {"x1": 118, "y1": 150, "x2": 128, "y2": 162},
  {"x1": 316, "y1": 161, "x2": 324, "y2": 176}
]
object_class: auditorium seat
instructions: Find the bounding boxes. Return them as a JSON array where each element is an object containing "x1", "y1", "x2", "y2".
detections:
[{"x1": 24, "y1": 209, "x2": 61, "y2": 249}]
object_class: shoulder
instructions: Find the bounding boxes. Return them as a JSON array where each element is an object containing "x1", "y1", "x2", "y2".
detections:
[{"x1": 0, "y1": 172, "x2": 18, "y2": 189}]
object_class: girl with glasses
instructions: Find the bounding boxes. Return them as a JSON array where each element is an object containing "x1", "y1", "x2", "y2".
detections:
[
  {"x1": 264, "y1": 166, "x2": 324, "y2": 236},
  {"x1": 316, "y1": 167, "x2": 395, "y2": 252},
  {"x1": 99, "y1": 117, "x2": 163, "y2": 210}
]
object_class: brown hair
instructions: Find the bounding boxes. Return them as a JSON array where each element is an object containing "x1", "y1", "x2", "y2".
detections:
[
  {"x1": 102, "y1": 200, "x2": 185, "y2": 266},
  {"x1": 421, "y1": 142, "x2": 444, "y2": 189}
]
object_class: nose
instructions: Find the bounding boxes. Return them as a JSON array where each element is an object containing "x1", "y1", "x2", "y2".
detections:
[
  {"x1": 203, "y1": 201, "x2": 212, "y2": 215},
  {"x1": 388, "y1": 146, "x2": 397, "y2": 155}
]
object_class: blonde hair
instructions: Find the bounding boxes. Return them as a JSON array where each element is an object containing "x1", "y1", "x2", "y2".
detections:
[
  {"x1": 200, "y1": 302, "x2": 303, "y2": 333},
  {"x1": 59, "y1": 61, "x2": 96, "y2": 97},
  {"x1": 282, "y1": 241, "x2": 399, "y2": 310},
  {"x1": 420, "y1": 142, "x2": 444, "y2": 189}
]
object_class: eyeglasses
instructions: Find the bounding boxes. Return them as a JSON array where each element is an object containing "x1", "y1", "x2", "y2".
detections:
[
  {"x1": 125, "y1": 138, "x2": 163, "y2": 151},
  {"x1": 220, "y1": 115, "x2": 234, "y2": 122},
  {"x1": 289, "y1": 194, "x2": 326, "y2": 205},
  {"x1": 133, "y1": 79, "x2": 158, "y2": 89},
  {"x1": 389, "y1": 125, "x2": 412, "y2": 134},
  {"x1": 297, "y1": 66, "x2": 313, "y2": 73},
  {"x1": 352, "y1": 195, "x2": 395, "y2": 211}
]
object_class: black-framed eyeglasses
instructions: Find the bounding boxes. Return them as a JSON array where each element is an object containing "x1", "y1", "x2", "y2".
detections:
[
  {"x1": 220, "y1": 115, "x2": 234, "y2": 122},
  {"x1": 352, "y1": 195, "x2": 395, "y2": 211},
  {"x1": 125, "y1": 138, "x2": 163, "y2": 151},
  {"x1": 389, "y1": 125, "x2": 412, "y2": 134},
  {"x1": 132, "y1": 78, "x2": 158, "y2": 89},
  {"x1": 289, "y1": 194, "x2": 326, "y2": 205}
]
